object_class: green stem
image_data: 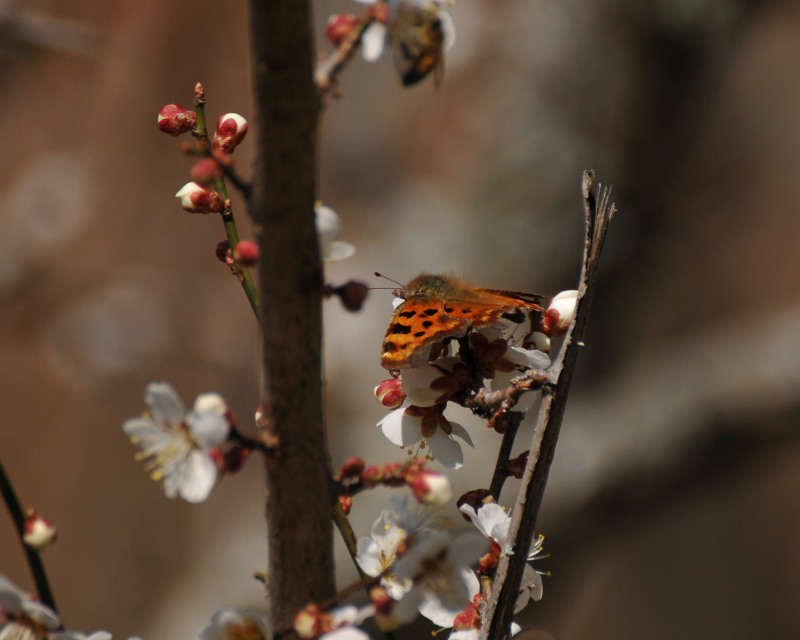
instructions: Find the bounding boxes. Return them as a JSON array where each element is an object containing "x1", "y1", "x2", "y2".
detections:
[
  {"x1": 0, "y1": 459, "x2": 60, "y2": 620},
  {"x1": 333, "y1": 504, "x2": 369, "y2": 582},
  {"x1": 194, "y1": 87, "x2": 262, "y2": 322}
]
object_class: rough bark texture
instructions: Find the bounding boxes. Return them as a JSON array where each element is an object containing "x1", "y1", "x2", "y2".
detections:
[{"x1": 249, "y1": 1, "x2": 335, "y2": 631}]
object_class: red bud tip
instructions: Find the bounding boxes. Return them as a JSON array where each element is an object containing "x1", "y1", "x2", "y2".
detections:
[
  {"x1": 408, "y1": 469, "x2": 452, "y2": 506},
  {"x1": 175, "y1": 182, "x2": 224, "y2": 213},
  {"x1": 233, "y1": 240, "x2": 259, "y2": 266},
  {"x1": 190, "y1": 158, "x2": 222, "y2": 185},
  {"x1": 23, "y1": 510, "x2": 57, "y2": 550},
  {"x1": 339, "y1": 456, "x2": 366, "y2": 478},
  {"x1": 194, "y1": 82, "x2": 205, "y2": 102},
  {"x1": 338, "y1": 494, "x2": 353, "y2": 515},
  {"x1": 157, "y1": 103, "x2": 197, "y2": 136},
  {"x1": 212, "y1": 113, "x2": 249, "y2": 154},
  {"x1": 540, "y1": 290, "x2": 578, "y2": 336},
  {"x1": 326, "y1": 13, "x2": 360, "y2": 47},
  {"x1": 374, "y1": 378, "x2": 406, "y2": 409}
]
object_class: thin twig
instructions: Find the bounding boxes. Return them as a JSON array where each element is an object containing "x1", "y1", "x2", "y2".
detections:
[
  {"x1": 481, "y1": 170, "x2": 615, "y2": 639},
  {"x1": 0, "y1": 459, "x2": 59, "y2": 617}
]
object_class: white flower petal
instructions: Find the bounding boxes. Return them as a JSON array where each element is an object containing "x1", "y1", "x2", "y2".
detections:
[
  {"x1": 186, "y1": 411, "x2": 229, "y2": 448},
  {"x1": 176, "y1": 451, "x2": 218, "y2": 503},
  {"x1": 449, "y1": 421, "x2": 473, "y2": 447},
  {"x1": 505, "y1": 346, "x2": 551, "y2": 370},
  {"x1": 362, "y1": 22, "x2": 387, "y2": 61},
  {"x1": 356, "y1": 538, "x2": 384, "y2": 577},
  {"x1": 145, "y1": 382, "x2": 185, "y2": 425},
  {"x1": 378, "y1": 409, "x2": 422, "y2": 447},
  {"x1": 324, "y1": 240, "x2": 356, "y2": 261},
  {"x1": 427, "y1": 429, "x2": 463, "y2": 469}
]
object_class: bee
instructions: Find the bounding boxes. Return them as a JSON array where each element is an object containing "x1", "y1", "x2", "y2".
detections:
[{"x1": 388, "y1": 2, "x2": 448, "y2": 86}]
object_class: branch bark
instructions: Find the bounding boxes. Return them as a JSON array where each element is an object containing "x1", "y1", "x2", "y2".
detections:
[
  {"x1": 249, "y1": 1, "x2": 336, "y2": 632},
  {"x1": 481, "y1": 171, "x2": 615, "y2": 639}
]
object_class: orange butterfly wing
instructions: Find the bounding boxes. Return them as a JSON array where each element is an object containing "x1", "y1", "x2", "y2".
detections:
[
  {"x1": 380, "y1": 296, "x2": 527, "y2": 370},
  {"x1": 379, "y1": 274, "x2": 546, "y2": 370}
]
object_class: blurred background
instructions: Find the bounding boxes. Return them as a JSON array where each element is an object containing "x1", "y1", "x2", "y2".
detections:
[{"x1": 2, "y1": 0, "x2": 800, "y2": 637}]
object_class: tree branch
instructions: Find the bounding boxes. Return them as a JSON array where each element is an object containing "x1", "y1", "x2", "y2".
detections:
[
  {"x1": 249, "y1": 1, "x2": 336, "y2": 632},
  {"x1": 481, "y1": 170, "x2": 615, "y2": 639}
]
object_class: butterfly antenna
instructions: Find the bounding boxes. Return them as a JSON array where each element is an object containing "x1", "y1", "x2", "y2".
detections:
[{"x1": 374, "y1": 272, "x2": 404, "y2": 288}]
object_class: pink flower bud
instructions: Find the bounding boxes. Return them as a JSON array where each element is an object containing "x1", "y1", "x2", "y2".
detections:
[
  {"x1": 339, "y1": 456, "x2": 365, "y2": 479},
  {"x1": 293, "y1": 604, "x2": 323, "y2": 638},
  {"x1": 409, "y1": 469, "x2": 452, "y2": 506},
  {"x1": 540, "y1": 290, "x2": 578, "y2": 337},
  {"x1": 157, "y1": 103, "x2": 197, "y2": 136},
  {"x1": 326, "y1": 13, "x2": 360, "y2": 47},
  {"x1": 338, "y1": 494, "x2": 353, "y2": 515},
  {"x1": 23, "y1": 510, "x2": 57, "y2": 550},
  {"x1": 190, "y1": 158, "x2": 222, "y2": 185},
  {"x1": 234, "y1": 240, "x2": 259, "y2": 266},
  {"x1": 212, "y1": 113, "x2": 249, "y2": 154},
  {"x1": 374, "y1": 378, "x2": 405, "y2": 409},
  {"x1": 175, "y1": 182, "x2": 224, "y2": 213}
]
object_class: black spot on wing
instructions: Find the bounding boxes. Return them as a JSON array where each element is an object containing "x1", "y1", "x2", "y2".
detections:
[{"x1": 388, "y1": 323, "x2": 412, "y2": 335}]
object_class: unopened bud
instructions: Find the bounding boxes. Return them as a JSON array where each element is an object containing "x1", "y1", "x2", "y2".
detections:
[
  {"x1": 175, "y1": 182, "x2": 224, "y2": 213},
  {"x1": 374, "y1": 378, "x2": 405, "y2": 409},
  {"x1": 338, "y1": 494, "x2": 353, "y2": 515},
  {"x1": 540, "y1": 290, "x2": 578, "y2": 337},
  {"x1": 339, "y1": 456, "x2": 365, "y2": 479},
  {"x1": 334, "y1": 280, "x2": 368, "y2": 312},
  {"x1": 326, "y1": 13, "x2": 360, "y2": 47},
  {"x1": 212, "y1": 113, "x2": 249, "y2": 154},
  {"x1": 215, "y1": 240, "x2": 232, "y2": 263},
  {"x1": 409, "y1": 469, "x2": 452, "y2": 506},
  {"x1": 23, "y1": 510, "x2": 57, "y2": 550},
  {"x1": 190, "y1": 158, "x2": 222, "y2": 185},
  {"x1": 234, "y1": 240, "x2": 259, "y2": 266},
  {"x1": 157, "y1": 103, "x2": 197, "y2": 136},
  {"x1": 293, "y1": 604, "x2": 323, "y2": 639},
  {"x1": 523, "y1": 331, "x2": 551, "y2": 353}
]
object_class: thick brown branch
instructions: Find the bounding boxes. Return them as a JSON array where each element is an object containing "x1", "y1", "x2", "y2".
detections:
[{"x1": 249, "y1": 1, "x2": 335, "y2": 632}]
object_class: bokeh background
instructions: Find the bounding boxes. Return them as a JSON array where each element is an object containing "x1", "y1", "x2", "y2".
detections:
[{"x1": 3, "y1": 0, "x2": 800, "y2": 637}]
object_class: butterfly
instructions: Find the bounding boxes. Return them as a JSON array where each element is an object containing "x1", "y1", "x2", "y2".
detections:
[
  {"x1": 388, "y1": 2, "x2": 447, "y2": 86},
  {"x1": 380, "y1": 274, "x2": 546, "y2": 370}
]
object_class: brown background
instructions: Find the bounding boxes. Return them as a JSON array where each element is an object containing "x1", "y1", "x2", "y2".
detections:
[{"x1": 2, "y1": 0, "x2": 799, "y2": 638}]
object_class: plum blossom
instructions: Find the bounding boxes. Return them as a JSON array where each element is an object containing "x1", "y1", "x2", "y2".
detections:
[
  {"x1": 377, "y1": 403, "x2": 473, "y2": 469},
  {"x1": 459, "y1": 502, "x2": 547, "y2": 608},
  {"x1": 387, "y1": 529, "x2": 486, "y2": 628},
  {"x1": 123, "y1": 382, "x2": 230, "y2": 503}
]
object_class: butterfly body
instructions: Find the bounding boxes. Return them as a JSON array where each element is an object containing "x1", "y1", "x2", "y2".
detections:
[{"x1": 380, "y1": 274, "x2": 545, "y2": 370}]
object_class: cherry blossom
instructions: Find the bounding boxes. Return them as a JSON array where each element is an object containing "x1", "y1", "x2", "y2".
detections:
[{"x1": 123, "y1": 382, "x2": 230, "y2": 503}]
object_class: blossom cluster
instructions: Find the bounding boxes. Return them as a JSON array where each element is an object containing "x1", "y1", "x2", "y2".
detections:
[{"x1": 374, "y1": 291, "x2": 578, "y2": 468}]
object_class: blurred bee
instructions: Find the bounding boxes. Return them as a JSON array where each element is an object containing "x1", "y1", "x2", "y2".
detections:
[{"x1": 388, "y1": 2, "x2": 448, "y2": 87}]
